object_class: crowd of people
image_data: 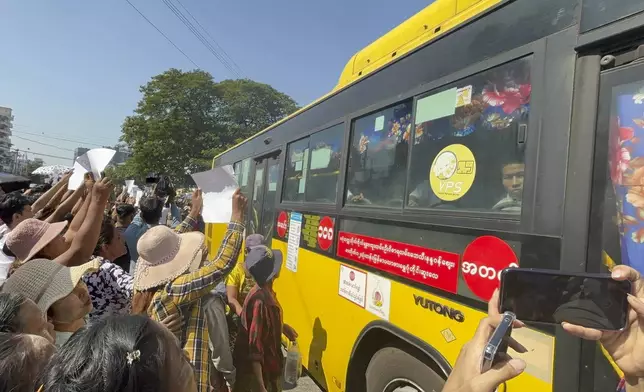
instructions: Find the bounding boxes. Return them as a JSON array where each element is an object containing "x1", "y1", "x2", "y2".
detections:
[
  {"x1": 0, "y1": 171, "x2": 296, "y2": 392},
  {"x1": 1, "y1": 170, "x2": 644, "y2": 392}
]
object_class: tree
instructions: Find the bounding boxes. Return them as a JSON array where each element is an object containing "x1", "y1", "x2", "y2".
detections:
[
  {"x1": 119, "y1": 69, "x2": 298, "y2": 184},
  {"x1": 23, "y1": 159, "x2": 44, "y2": 178}
]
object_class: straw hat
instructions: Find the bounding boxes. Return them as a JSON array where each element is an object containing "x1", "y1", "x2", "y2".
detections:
[
  {"x1": 6, "y1": 218, "x2": 67, "y2": 262},
  {"x1": 133, "y1": 225, "x2": 205, "y2": 290},
  {"x1": 1, "y1": 258, "x2": 100, "y2": 313}
]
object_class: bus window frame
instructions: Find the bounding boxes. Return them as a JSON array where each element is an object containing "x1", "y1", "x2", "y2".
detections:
[
  {"x1": 220, "y1": 36, "x2": 566, "y2": 237},
  {"x1": 280, "y1": 120, "x2": 346, "y2": 207},
  {"x1": 586, "y1": 60, "x2": 644, "y2": 273},
  {"x1": 280, "y1": 118, "x2": 347, "y2": 216},
  {"x1": 338, "y1": 40, "x2": 546, "y2": 234},
  {"x1": 403, "y1": 55, "x2": 534, "y2": 220}
]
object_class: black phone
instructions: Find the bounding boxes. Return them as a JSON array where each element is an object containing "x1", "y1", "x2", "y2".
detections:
[
  {"x1": 481, "y1": 311, "x2": 515, "y2": 373},
  {"x1": 499, "y1": 268, "x2": 631, "y2": 330}
]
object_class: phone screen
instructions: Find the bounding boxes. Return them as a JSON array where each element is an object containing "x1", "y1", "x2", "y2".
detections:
[{"x1": 500, "y1": 269, "x2": 631, "y2": 330}]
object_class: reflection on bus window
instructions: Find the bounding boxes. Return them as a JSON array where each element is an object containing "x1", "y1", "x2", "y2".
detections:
[
  {"x1": 346, "y1": 101, "x2": 413, "y2": 208},
  {"x1": 284, "y1": 138, "x2": 309, "y2": 202},
  {"x1": 408, "y1": 57, "x2": 532, "y2": 214},
  {"x1": 600, "y1": 79, "x2": 644, "y2": 275},
  {"x1": 282, "y1": 124, "x2": 344, "y2": 204},
  {"x1": 306, "y1": 124, "x2": 344, "y2": 203},
  {"x1": 261, "y1": 158, "x2": 280, "y2": 239},
  {"x1": 251, "y1": 166, "x2": 264, "y2": 234},
  {"x1": 234, "y1": 158, "x2": 252, "y2": 196}
]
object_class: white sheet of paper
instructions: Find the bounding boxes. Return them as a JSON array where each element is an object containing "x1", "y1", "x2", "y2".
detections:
[
  {"x1": 310, "y1": 147, "x2": 332, "y2": 170},
  {"x1": 76, "y1": 154, "x2": 91, "y2": 173},
  {"x1": 191, "y1": 166, "x2": 239, "y2": 223},
  {"x1": 125, "y1": 180, "x2": 135, "y2": 194},
  {"x1": 131, "y1": 186, "x2": 143, "y2": 206},
  {"x1": 68, "y1": 161, "x2": 88, "y2": 190},
  {"x1": 374, "y1": 115, "x2": 385, "y2": 132},
  {"x1": 87, "y1": 148, "x2": 116, "y2": 179}
]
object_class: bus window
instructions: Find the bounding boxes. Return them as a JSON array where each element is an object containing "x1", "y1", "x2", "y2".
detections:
[
  {"x1": 346, "y1": 100, "x2": 413, "y2": 208},
  {"x1": 282, "y1": 124, "x2": 345, "y2": 204},
  {"x1": 260, "y1": 157, "x2": 280, "y2": 239},
  {"x1": 283, "y1": 138, "x2": 310, "y2": 202},
  {"x1": 407, "y1": 57, "x2": 532, "y2": 213},
  {"x1": 234, "y1": 158, "x2": 252, "y2": 196},
  {"x1": 306, "y1": 123, "x2": 344, "y2": 203}
]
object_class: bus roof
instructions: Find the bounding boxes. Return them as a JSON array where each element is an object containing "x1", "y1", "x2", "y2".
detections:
[{"x1": 215, "y1": 0, "x2": 502, "y2": 161}]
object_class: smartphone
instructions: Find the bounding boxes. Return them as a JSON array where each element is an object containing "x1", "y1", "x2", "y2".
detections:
[
  {"x1": 499, "y1": 268, "x2": 631, "y2": 330},
  {"x1": 481, "y1": 311, "x2": 515, "y2": 373}
]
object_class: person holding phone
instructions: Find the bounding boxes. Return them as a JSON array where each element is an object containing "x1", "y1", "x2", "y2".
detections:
[
  {"x1": 442, "y1": 290, "x2": 527, "y2": 392},
  {"x1": 447, "y1": 265, "x2": 644, "y2": 392},
  {"x1": 563, "y1": 265, "x2": 644, "y2": 392}
]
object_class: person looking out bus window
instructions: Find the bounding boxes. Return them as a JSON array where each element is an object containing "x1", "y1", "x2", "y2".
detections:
[{"x1": 492, "y1": 162, "x2": 525, "y2": 213}]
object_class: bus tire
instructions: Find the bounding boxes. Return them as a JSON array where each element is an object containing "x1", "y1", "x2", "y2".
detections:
[{"x1": 366, "y1": 346, "x2": 445, "y2": 392}]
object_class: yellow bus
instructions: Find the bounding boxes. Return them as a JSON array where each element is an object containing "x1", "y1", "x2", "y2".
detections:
[{"x1": 206, "y1": 0, "x2": 644, "y2": 391}]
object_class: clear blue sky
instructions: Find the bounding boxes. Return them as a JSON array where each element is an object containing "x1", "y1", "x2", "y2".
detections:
[{"x1": 0, "y1": 0, "x2": 429, "y2": 166}]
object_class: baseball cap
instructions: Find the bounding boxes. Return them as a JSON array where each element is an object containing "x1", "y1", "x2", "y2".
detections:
[
  {"x1": 244, "y1": 234, "x2": 265, "y2": 253},
  {"x1": 1, "y1": 258, "x2": 100, "y2": 313},
  {"x1": 244, "y1": 245, "x2": 282, "y2": 286}
]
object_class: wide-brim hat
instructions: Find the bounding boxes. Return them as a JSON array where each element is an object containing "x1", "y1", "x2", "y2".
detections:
[
  {"x1": 1, "y1": 258, "x2": 100, "y2": 312},
  {"x1": 244, "y1": 245, "x2": 283, "y2": 285},
  {"x1": 133, "y1": 225, "x2": 205, "y2": 290},
  {"x1": 6, "y1": 218, "x2": 68, "y2": 262}
]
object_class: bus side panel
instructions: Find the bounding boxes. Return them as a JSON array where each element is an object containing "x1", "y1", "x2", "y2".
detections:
[
  {"x1": 206, "y1": 223, "x2": 229, "y2": 260},
  {"x1": 272, "y1": 239, "x2": 554, "y2": 392}
]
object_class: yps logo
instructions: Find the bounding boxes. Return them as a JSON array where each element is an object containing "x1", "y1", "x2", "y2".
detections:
[{"x1": 413, "y1": 294, "x2": 465, "y2": 323}]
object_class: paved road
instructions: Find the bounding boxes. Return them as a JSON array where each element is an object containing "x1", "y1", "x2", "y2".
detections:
[{"x1": 284, "y1": 375, "x2": 322, "y2": 392}]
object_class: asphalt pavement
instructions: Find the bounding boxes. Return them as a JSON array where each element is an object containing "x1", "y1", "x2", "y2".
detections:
[{"x1": 284, "y1": 375, "x2": 322, "y2": 392}]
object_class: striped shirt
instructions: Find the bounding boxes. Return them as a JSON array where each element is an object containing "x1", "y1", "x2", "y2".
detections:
[{"x1": 144, "y1": 220, "x2": 244, "y2": 392}]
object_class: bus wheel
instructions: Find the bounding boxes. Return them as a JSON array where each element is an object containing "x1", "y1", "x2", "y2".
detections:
[{"x1": 366, "y1": 346, "x2": 445, "y2": 392}]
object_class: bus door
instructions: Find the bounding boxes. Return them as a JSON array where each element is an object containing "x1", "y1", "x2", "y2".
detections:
[
  {"x1": 250, "y1": 152, "x2": 281, "y2": 240},
  {"x1": 588, "y1": 53, "x2": 644, "y2": 392}
]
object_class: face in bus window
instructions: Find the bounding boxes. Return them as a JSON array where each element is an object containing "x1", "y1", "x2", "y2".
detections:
[{"x1": 502, "y1": 163, "x2": 525, "y2": 200}]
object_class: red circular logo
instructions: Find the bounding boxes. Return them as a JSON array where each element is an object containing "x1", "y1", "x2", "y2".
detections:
[
  {"x1": 276, "y1": 211, "x2": 289, "y2": 238},
  {"x1": 317, "y1": 216, "x2": 334, "y2": 251},
  {"x1": 462, "y1": 236, "x2": 519, "y2": 301}
]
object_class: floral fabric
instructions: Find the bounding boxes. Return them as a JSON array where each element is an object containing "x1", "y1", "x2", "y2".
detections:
[{"x1": 83, "y1": 256, "x2": 134, "y2": 320}]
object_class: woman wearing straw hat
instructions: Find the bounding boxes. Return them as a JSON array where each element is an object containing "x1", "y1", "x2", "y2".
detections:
[
  {"x1": 131, "y1": 188, "x2": 248, "y2": 392},
  {"x1": 1, "y1": 257, "x2": 100, "y2": 347}
]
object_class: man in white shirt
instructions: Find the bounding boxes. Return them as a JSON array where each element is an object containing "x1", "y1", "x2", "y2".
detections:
[{"x1": 0, "y1": 192, "x2": 34, "y2": 282}]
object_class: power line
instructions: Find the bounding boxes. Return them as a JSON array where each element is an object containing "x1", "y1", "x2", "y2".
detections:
[
  {"x1": 13, "y1": 124, "x2": 116, "y2": 144},
  {"x1": 12, "y1": 135, "x2": 76, "y2": 152},
  {"x1": 162, "y1": 0, "x2": 241, "y2": 78},
  {"x1": 124, "y1": 0, "x2": 200, "y2": 69},
  {"x1": 173, "y1": 0, "x2": 244, "y2": 76},
  {"x1": 11, "y1": 149, "x2": 72, "y2": 161},
  {"x1": 11, "y1": 130, "x2": 105, "y2": 147}
]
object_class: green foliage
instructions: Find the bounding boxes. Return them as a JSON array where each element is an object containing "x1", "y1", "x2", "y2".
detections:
[{"x1": 119, "y1": 69, "x2": 298, "y2": 185}]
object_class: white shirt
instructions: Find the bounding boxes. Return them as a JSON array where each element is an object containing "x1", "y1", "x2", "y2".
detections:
[{"x1": 0, "y1": 224, "x2": 14, "y2": 283}]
